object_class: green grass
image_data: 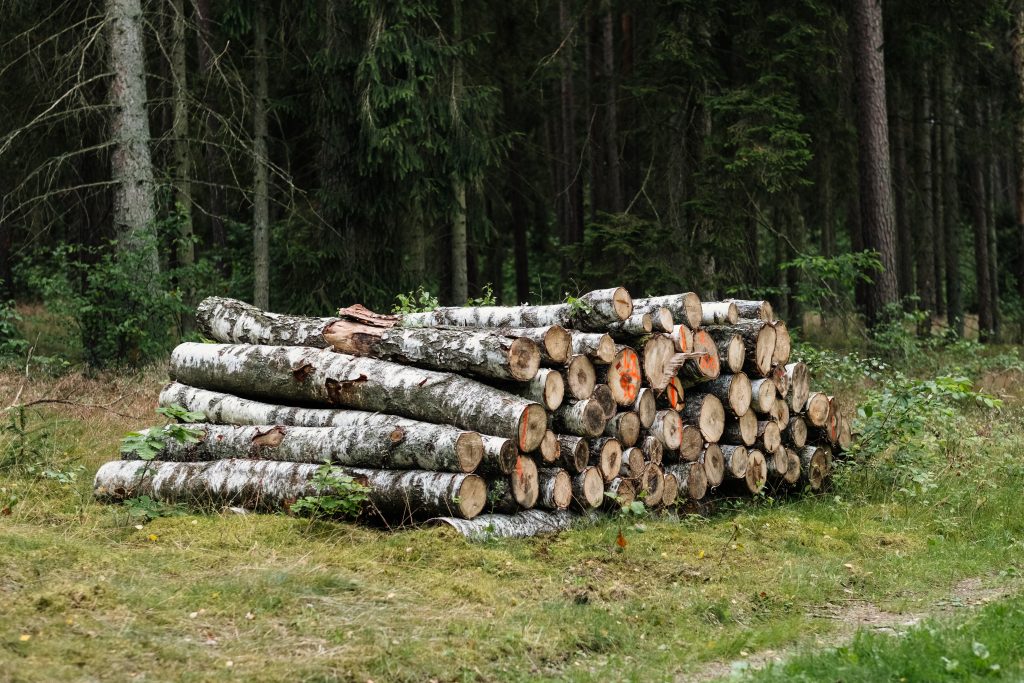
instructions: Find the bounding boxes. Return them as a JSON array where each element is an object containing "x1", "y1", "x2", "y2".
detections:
[
  {"x1": 746, "y1": 593, "x2": 1024, "y2": 681},
  {"x1": 2, "y1": 334, "x2": 1024, "y2": 681}
]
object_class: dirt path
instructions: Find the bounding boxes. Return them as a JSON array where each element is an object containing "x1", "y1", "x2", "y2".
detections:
[{"x1": 681, "y1": 576, "x2": 1018, "y2": 682}]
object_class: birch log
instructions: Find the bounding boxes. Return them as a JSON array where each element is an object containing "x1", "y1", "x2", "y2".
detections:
[
  {"x1": 488, "y1": 456, "x2": 539, "y2": 513},
  {"x1": 588, "y1": 437, "x2": 624, "y2": 482},
  {"x1": 168, "y1": 344, "x2": 548, "y2": 452},
  {"x1": 771, "y1": 320, "x2": 792, "y2": 366},
  {"x1": 595, "y1": 346, "x2": 642, "y2": 405},
  {"x1": 562, "y1": 355, "x2": 597, "y2": 400},
  {"x1": 678, "y1": 425, "x2": 704, "y2": 462},
  {"x1": 633, "y1": 387, "x2": 657, "y2": 428},
  {"x1": 720, "y1": 445, "x2": 749, "y2": 479},
  {"x1": 700, "y1": 443, "x2": 725, "y2": 488},
  {"x1": 650, "y1": 307, "x2": 675, "y2": 333},
  {"x1": 744, "y1": 449, "x2": 768, "y2": 494},
  {"x1": 607, "y1": 311, "x2": 652, "y2": 338},
  {"x1": 753, "y1": 420, "x2": 782, "y2": 453},
  {"x1": 727, "y1": 299, "x2": 774, "y2": 322},
  {"x1": 804, "y1": 392, "x2": 831, "y2": 427},
  {"x1": 749, "y1": 378, "x2": 778, "y2": 414},
  {"x1": 661, "y1": 471, "x2": 679, "y2": 507},
  {"x1": 785, "y1": 416, "x2": 808, "y2": 449},
  {"x1": 688, "y1": 373, "x2": 752, "y2": 417},
  {"x1": 640, "y1": 435, "x2": 664, "y2": 465},
  {"x1": 591, "y1": 384, "x2": 617, "y2": 419},
  {"x1": 636, "y1": 335, "x2": 679, "y2": 390},
  {"x1": 196, "y1": 297, "x2": 540, "y2": 382},
  {"x1": 94, "y1": 459, "x2": 486, "y2": 519},
  {"x1": 637, "y1": 462, "x2": 665, "y2": 506},
  {"x1": 664, "y1": 462, "x2": 707, "y2": 500},
  {"x1": 669, "y1": 324, "x2": 694, "y2": 354},
  {"x1": 716, "y1": 334, "x2": 746, "y2": 374},
  {"x1": 783, "y1": 448, "x2": 801, "y2": 484},
  {"x1": 605, "y1": 477, "x2": 636, "y2": 508},
  {"x1": 538, "y1": 430, "x2": 560, "y2": 464},
  {"x1": 501, "y1": 326, "x2": 571, "y2": 365},
  {"x1": 701, "y1": 301, "x2": 739, "y2": 325},
  {"x1": 572, "y1": 466, "x2": 605, "y2": 509},
  {"x1": 572, "y1": 332, "x2": 616, "y2": 364},
  {"x1": 770, "y1": 364, "x2": 790, "y2": 398},
  {"x1": 786, "y1": 362, "x2": 810, "y2": 414},
  {"x1": 799, "y1": 446, "x2": 828, "y2": 491},
  {"x1": 619, "y1": 446, "x2": 645, "y2": 479},
  {"x1": 556, "y1": 435, "x2": 590, "y2": 473},
  {"x1": 650, "y1": 410, "x2": 684, "y2": 450},
  {"x1": 477, "y1": 436, "x2": 518, "y2": 476},
  {"x1": 679, "y1": 329, "x2": 722, "y2": 383},
  {"x1": 431, "y1": 509, "x2": 580, "y2": 540},
  {"x1": 766, "y1": 445, "x2": 790, "y2": 481},
  {"x1": 159, "y1": 383, "x2": 484, "y2": 473},
  {"x1": 681, "y1": 394, "x2": 726, "y2": 442},
  {"x1": 397, "y1": 287, "x2": 632, "y2": 331},
  {"x1": 721, "y1": 410, "x2": 758, "y2": 447},
  {"x1": 136, "y1": 423, "x2": 483, "y2": 473},
  {"x1": 657, "y1": 377, "x2": 685, "y2": 413},
  {"x1": 604, "y1": 411, "x2": 641, "y2": 447},
  {"x1": 506, "y1": 368, "x2": 564, "y2": 411},
  {"x1": 536, "y1": 468, "x2": 572, "y2": 510},
  {"x1": 633, "y1": 293, "x2": 703, "y2": 330},
  {"x1": 704, "y1": 322, "x2": 776, "y2": 377},
  {"x1": 552, "y1": 399, "x2": 606, "y2": 437}
]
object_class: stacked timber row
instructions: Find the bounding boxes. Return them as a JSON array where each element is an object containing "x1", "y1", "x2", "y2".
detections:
[{"x1": 92, "y1": 289, "x2": 853, "y2": 538}]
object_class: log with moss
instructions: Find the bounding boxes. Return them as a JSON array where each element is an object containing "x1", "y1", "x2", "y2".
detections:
[
  {"x1": 94, "y1": 459, "x2": 486, "y2": 519},
  {"x1": 168, "y1": 343, "x2": 548, "y2": 452}
]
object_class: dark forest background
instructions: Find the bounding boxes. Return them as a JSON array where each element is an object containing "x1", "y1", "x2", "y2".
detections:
[{"x1": 2, "y1": 0, "x2": 1023, "y2": 366}]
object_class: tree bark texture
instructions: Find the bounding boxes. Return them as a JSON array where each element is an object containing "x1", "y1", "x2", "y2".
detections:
[
  {"x1": 632, "y1": 293, "x2": 703, "y2": 330},
  {"x1": 431, "y1": 509, "x2": 584, "y2": 539},
  {"x1": 252, "y1": 1, "x2": 270, "y2": 309}
]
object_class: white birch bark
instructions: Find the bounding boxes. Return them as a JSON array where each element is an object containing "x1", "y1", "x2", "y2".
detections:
[
  {"x1": 785, "y1": 362, "x2": 811, "y2": 414},
  {"x1": 431, "y1": 509, "x2": 586, "y2": 539},
  {"x1": 168, "y1": 343, "x2": 547, "y2": 452},
  {"x1": 701, "y1": 301, "x2": 739, "y2": 325},
  {"x1": 632, "y1": 293, "x2": 703, "y2": 330},
  {"x1": 499, "y1": 326, "x2": 571, "y2": 365},
  {"x1": 664, "y1": 462, "x2": 707, "y2": 500},
  {"x1": 571, "y1": 332, "x2": 615, "y2": 364},
  {"x1": 552, "y1": 399, "x2": 606, "y2": 437},
  {"x1": 726, "y1": 299, "x2": 775, "y2": 322},
  {"x1": 536, "y1": 468, "x2": 572, "y2": 510}
]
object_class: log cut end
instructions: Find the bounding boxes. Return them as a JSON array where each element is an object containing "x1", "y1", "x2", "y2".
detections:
[
  {"x1": 682, "y1": 292, "x2": 703, "y2": 330},
  {"x1": 634, "y1": 387, "x2": 657, "y2": 428},
  {"x1": 518, "y1": 403, "x2": 549, "y2": 452},
  {"x1": 784, "y1": 448, "x2": 801, "y2": 484},
  {"x1": 738, "y1": 409, "x2": 758, "y2": 446},
  {"x1": 724, "y1": 334, "x2": 745, "y2": 374},
  {"x1": 745, "y1": 449, "x2": 767, "y2": 494},
  {"x1": 771, "y1": 321, "x2": 792, "y2": 366},
  {"x1": 564, "y1": 355, "x2": 597, "y2": 401},
  {"x1": 678, "y1": 424, "x2": 704, "y2": 462},
  {"x1": 837, "y1": 414, "x2": 852, "y2": 451},
  {"x1": 786, "y1": 416, "x2": 808, "y2": 449},
  {"x1": 754, "y1": 325, "x2": 777, "y2": 377},
  {"x1": 641, "y1": 435, "x2": 664, "y2": 466},
  {"x1": 663, "y1": 376, "x2": 685, "y2": 413},
  {"x1": 701, "y1": 444, "x2": 725, "y2": 488},
  {"x1": 652, "y1": 410, "x2": 684, "y2": 450},
  {"x1": 510, "y1": 456, "x2": 540, "y2": 508},
  {"x1": 762, "y1": 420, "x2": 782, "y2": 453},
  {"x1": 537, "y1": 468, "x2": 572, "y2": 510},
  {"x1": 691, "y1": 329, "x2": 722, "y2": 380},
  {"x1": 769, "y1": 445, "x2": 790, "y2": 479},
  {"x1": 556, "y1": 434, "x2": 590, "y2": 473},
  {"x1": 653, "y1": 307, "x2": 674, "y2": 333},
  {"x1": 786, "y1": 362, "x2": 810, "y2": 414},
  {"x1": 590, "y1": 437, "x2": 624, "y2": 482},
  {"x1": 641, "y1": 334, "x2": 677, "y2": 390},
  {"x1": 729, "y1": 372, "x2": 753, "y2": 417},
  {"x1": 456, "y1": 432, "x2": 485, "y2": 473},
  {"x1": 539, "y1": 430, "x2": 560, "y2": 464},
  {"x1": 592, "y1": 384, "x2": 617, "y2": 420},
  {"x1": 480, "y1": 435, "x2": 518, "y2": 476},
  {"x1": 543, "y1": 326, "x2": 572, "y2": 365},
  {"x1": 721, "y1": 445, "x2": 749, "y2": 479},
  {"x1": 508, "y1": 337, "x2": 542, "y2": 381},
  {"x1": 698, "y1": 394, "x2": 726, "y2": 443},
  {"x1": 595, "y1": 334, "x2": 617, "y2": 364},
  {"x1": 573, "y1": 466, "x2": 605, "y2": 509},
  {"x1": 610, "y1": 287, "x2": 634, "y2": 321},
  {"x1": 457, "y1": 474, "x2": 488, "y2": 518},
  {"x1": 621, "y1": 446, "x2": 645, "y2": 479},
  {"x1": 805, "y1": 392, "x2": 831, "y2": 427},
  {"x1": 799, "y1": 446, "x2": 827, "y2": 491},
  {"x1": 608, "y1": 347, "x2": 642, "y2": 404},
  {"x1": 685, "y1": 462, "x2": 708, "y2": 500},
  {"x1": 606, "y1": 477, "x2": 636, "y2": 508},
  {"x1": 638, "y1": 462, "x2": 665, "y2": 506},
  {"x1": 539, "y1": 369, "x2": 565, "y2": 411}
]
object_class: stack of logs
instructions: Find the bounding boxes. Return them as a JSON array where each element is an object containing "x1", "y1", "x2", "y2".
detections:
[{"x1": 92, "y1": 288, "x2": 853, "y2": 538}]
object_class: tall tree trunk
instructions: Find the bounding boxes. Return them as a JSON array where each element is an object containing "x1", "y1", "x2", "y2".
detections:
[
  {"x1": 970, "y1": 100, "x2": 994, "y2": 340},
  {"x1": 558, "y1": 0, "x2": 584, "y2": 280},
  {"x1": 195, "y1": 0, "x2": 227, "y2": 275},
  {"x1": 1014, "y1": 8, "x2": 1024, "y2": 302},
  {"x1": 933, "y1": 80, "x2": 946, "y2": 318},
  {"x1": 601, "y1": 0, "x2": 622, "y2": 213},
  {"x1": 849, "y1": 0, "x2": 900, "y2": 322},
  {"x1": 171, "y1": 0, "x2": 193, "y2": 331},
  {"x1": 252, "y1": 2, "x2": 270, "y2": 309},
  {"x1": 941, "y1": 58, "x2": 962, "y2": 334},
  {"x1": 892, "y1": 82, "x2": 914, "y2": 299},
  {"x1": 106, "y1": 0, "x2": 158, "y2": 273},
  {"x1": 820, "y1": 150, "x2": 836, "y2": 258},
  {"x1": 914, "y1": 64, "x2": 935, "y2": 315},
  {"x1": 509, "y1": 144, "x2": 530, "y2": 303},
  {"x1": 987, "y1": 99, "x2": 1000, "y2": 338},
  {"x1": 450, "y1": 0, "x2": 468, "y2": 305}
]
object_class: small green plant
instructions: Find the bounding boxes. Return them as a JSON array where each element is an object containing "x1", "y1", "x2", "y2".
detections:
[
  {"x1": 0, "y1": 405, "x2": 51, "y2": 471},
  {"x1": 466, "y1": 283, "x2": 497, "y2": 306},
  {"x1": 0, "y1": 298, "x2": 29, "y2": 358},
  {"x1": 392, "y1": 287, "x2": 440, "y2": 314},
  {"x1": 120, "y1": 404, "x2": 205, "y2": 461},
  {"x1": 565, "y1": 292, "x2": 594, "y2": 318},
  {"x1": 289, "y1": 465, "x2": 371, "y2": 521}
]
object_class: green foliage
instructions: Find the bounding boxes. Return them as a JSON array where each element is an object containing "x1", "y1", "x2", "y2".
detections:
[
  {"x1": 782, "y1": 250, "x2": 883, "y2": 317},
  {"x1": 288, "y1": 464, "x2": 371, "y2": 521},
  {"x1": 392, "y1": 287, "x2": 439, "y2": 313},
  {"x1": 119, "y1": 404, "x2": 204, "y2": 461},
  {"x1": 0, "y1": 297, "x2": 29, "y2": 358},
  {"x1": 465, "y1": 283, "x2": 496, "y2": 307},
  {"x1": 120, "y1": 495, "x2": 187, "y2": 524}
]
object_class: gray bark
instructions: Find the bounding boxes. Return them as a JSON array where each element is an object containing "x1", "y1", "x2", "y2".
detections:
[{"x1": 252, "y1": 2, "x2": 270, "y2": 309}]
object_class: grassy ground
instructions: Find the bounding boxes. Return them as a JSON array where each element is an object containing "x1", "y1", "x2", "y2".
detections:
[{"x1": 2, "y1": 320, "x2": 1024, "y2": 681}]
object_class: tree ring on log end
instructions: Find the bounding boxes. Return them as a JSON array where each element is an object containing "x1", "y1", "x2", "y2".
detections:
[
  {"x1": 455, "y1": 432, "x2": 484, "y2": 473},
  {"x1": 517, "y1": 404, "x2": 548, "y2": 452},
  {"x1": 457, "y1": 474, "x2": 487, "y2": 518},
  {"x1": 611, "y1": 287, "x2": 633, "y2": 321},
  {"x1": 508, "y1": 337, "x2": 541, "y2": 381}
]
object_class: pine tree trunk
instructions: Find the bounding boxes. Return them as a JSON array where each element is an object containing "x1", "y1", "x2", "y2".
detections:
[
  {"x1": 970, "y1": 99, "x2": 994, "y2": 340},
  {"x1": 252, "y1": 2, "x2": 270, "y2": 309},
  {"x1": 168, "y1": 343, "x2": 548, "y2": 452},
  {"x1": 1014, "y1": 10, "x2": 1024, "y2": 303},
  {"x1": 850, "y1": 0, "x2": 900, "y2": 320},
  {"x1": 106, "y1": 0, "x2": 158, "y2": 272},
  {"x1": 915, "y1": 63, "x2": 936, "y2": 315},
  {"x1": 170, "y1": 0, "x2": 194, "y2": 304},
  {"x1": 601, "y1": 0, "x2": 622, "y2": 212},
  {"x1": 941, "y1": 58, "x2": 963, "y2": 334},
  {"x1": 892, "y1": 83, "x2": 914, "y2": 299}
]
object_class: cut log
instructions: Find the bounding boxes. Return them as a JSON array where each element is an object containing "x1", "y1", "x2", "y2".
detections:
[
  {"x1": 754, "y1": 420, "x2": 782, "y2": 453},
  {"x1": 664, "y1": 462, "x2": 707, "y2": 500},
  {"x1": 771, "y1": 320, "x2": 792, "y2": 366},
  {"x1": 135, "y1": 422, "x2": 484, "y2": 474},
  {"x1": 595, "y1": 346, "x2": 642, "y2": 405},
  {"x1": 633, "y1": 387, "x2": 657, "y2": 428},
  {"x1": 767, "y1": 445, "x2": 790, "y2": 480},
  {"x1": 591, "y1": 384, "x2": 617, "y2": 419},
  {"x1": 701, "y1": 301, "x2": 739, "y2": 325},
  {"x1": 619, "y1": 446, "x2": 645, "y2": 479},
  {"x1": 679, "y1": 329, "x2": 721, "y2": 383},
  {"x1": 607, "y1": 311, "x2": 652, "y2": 338},
  {"x1": 744, "y1": 449, "x2": 767, "y2": 494},
  {"x1": 700, "y1": 443, "x2": 725, "y2": 488},
  {"x1": 488, "y1": 455, "x2": 539, "y2": 513},
  {"x1": 572, "y1": 332, "x2": 616, "y2": 364},
  {"x1": 640, "y1": 435, "x2": 664, "y2": 466},
  {"x1": 704, "y1": 322, "x2": 776, "y2": 377},
  {"x1": 196, "y1": 297, "x2": 540, "y2": 383},
  {"x1": 727, "y1": 299, "x2": 774, "y2": 322},
  {"x1": 501, "y1": 326, "x2": 571, "y2": 365},
  {"x1": 169, "y1": 343, "x2": 548, "y2": 452},
  {"x1": 538, "y1": 430, "x2": 560, "y2": 464},
  {"x1": 678, "y1": 425, "x2": 704, "y2": 462},
  {"x1": 571, "y1": 466, "x2": 605, "y2": 509},
  {"x1": 588, "y1": 437, "x2": 624, "y2": 482},
  {"x1": 669, "y1": 324, "x2": 694, "y2": 354},
  {"x1": 770, "y1": 364, "x2": 790, "y2": 398},
  {"x1": 651, "y1": 307, "x2": 675, "y2": 333},
  {"x1": 605, "y1": 477, "x2": 636, "y2": 508},
  {"x1": 749, "y1": 378, "x2": 778, "y2": 414},
  {"x1": 650, "y1": 410, "x2": 684, "y2": 450},
  {"x1": 636, "y1": 334, "x2": 679, "y2": 390},
  {"x1": 773, "y1": 398, "x2": 791, "y2": 428},
  {"x1": 633, "y1": 293, "x2": 703, "y2": 330},
  {"x1": 508, "y1": 368, "x2": 564, "y2": 411},
  {"x1": 681, "y1": 393, "x2": 726, "y2": 442},
  {"x1": 661, "y1": 471, "x2": 679, "y2": 507},
  {"x1": 837, "y1": 414, "x2": 853, "y2": 452},
  {"x1": 722, "y1": 410, "x2": 758, "y2": 447},
  {"x1": 555, "y1": 435, "x2": 590, "y2": 474},
  {"x1": 604, "y1": 411, "x2": 641, "y2": 447},
  {"x1": 552, "y1": 399, "x2": 606, "y2": 438},
  {"x1": 478, "y1": 435, "x2": 518, "y2": 476},
  {"x1": 562, "y1": 355, "x2": 597, "y2": 400},
  {"x1": 798, "y1": 445, "x2": 828, "y2": 491},
  {"x1": 805, "y1": 392, "x2": 831, "y2": 427},
  {"x1": 716, "y1": 334, "x2": 746, "y2": 374},
  {"x1": 657, "y1": 376, "x2": 685, "y2": 413},
  {"x1": 688, "y1": 373, "x2": 752, "y2": 417},
  {"x1": 159, "y1": 383, "x2": 486, "y2": 473},
  {"x1": 720, "y1": 445, "x2": 749, "y2": 479},
  {"x1": 786, "y1": 362, "x2": 810, "y2": 414},
  {"x1": 430, "y1": 509, "x2": 579, "y2": 539},
  {"x1": 784, "y1": 448, "x2": 801, "y2": 484},
  {"x1": 637, "y1": 462, "x2": 665, "y2": 506},
  {"x1": 396, "y1": 287, "x2": 632, "y2": 331},
  {"x1": 536, "y1": 468, "x2": 572, "y2": 510},
  {"x1": 94, "y1": 459, "x2": 486, "y2": 519},
  {"x1": 785, "y1": 416, "x2": 808, "y2": 449}
]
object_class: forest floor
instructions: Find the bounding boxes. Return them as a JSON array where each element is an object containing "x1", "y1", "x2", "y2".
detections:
[{"x1": 3, "y1": 318, "x2": 1024, "y2": 681}]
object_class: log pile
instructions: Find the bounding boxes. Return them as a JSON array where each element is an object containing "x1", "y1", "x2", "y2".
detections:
[{"x1": 92, "y1": 289, "x2": 854, "y2": 537}]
